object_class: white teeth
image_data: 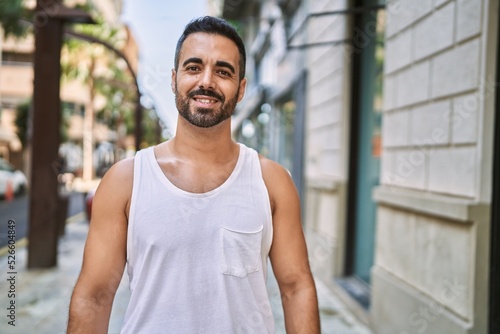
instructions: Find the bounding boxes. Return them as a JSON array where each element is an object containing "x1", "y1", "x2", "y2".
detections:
[{"x1": 198, "y1": 98, "x2": 216, "y2": 104}]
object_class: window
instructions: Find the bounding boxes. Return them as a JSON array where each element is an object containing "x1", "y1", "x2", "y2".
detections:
[{"x1": 2, "y1": 52, "x2": 33, "y2": 65}]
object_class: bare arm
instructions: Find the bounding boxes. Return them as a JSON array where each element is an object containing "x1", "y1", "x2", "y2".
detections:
[
  {"x1": 261, "y1": 157, "x2": 320, "y2": 333},
  {"x1": 67, "y1": 158, "x2": 133, "y2": 334}
]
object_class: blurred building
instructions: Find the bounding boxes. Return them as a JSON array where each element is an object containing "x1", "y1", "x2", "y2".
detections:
[
  {"x1": 216, "y1": 0, "x2": 498, "y2": 333},
  {"x1": 0, "y1": 0, "x2": 138, "y2": 178},
  {"x1": 0, "y1": 28, "x2": 28, "y2": 168}
]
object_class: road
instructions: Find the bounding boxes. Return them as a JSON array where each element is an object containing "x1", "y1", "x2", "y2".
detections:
[{"x1": 0, "y1": 191, "x2": 85, "y2": 248}]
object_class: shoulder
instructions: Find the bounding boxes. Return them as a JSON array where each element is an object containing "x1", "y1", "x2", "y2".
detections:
[
  {"x1": 258, "y1": 155, "x2": 291, "y2": 182},
  {"x1": 258, "y1": 155, "x2": 298, "y2": 212},
  {"x1": 100, "y1": 157, "x2": 135, "y2": 187},
  {"x1": 93, "y1": 157, "x2": 135, "y2": 215}
]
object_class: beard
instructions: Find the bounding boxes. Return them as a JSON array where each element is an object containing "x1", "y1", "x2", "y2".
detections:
[{"x1": 175, "y1": 84, "x2": 239, "y2": 128}]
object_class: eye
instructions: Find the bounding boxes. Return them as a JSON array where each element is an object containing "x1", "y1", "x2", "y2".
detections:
[
  {"x1": 217, "y1": 69, "x2": 231, "y2": 77},
  {"x1": 186, "y1": 66, "x2": 200, "y2": 72}
]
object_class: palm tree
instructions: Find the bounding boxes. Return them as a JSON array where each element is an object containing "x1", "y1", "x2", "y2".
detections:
[
  {"x1": 0, "y1": 0, "x2": 29, "y2": 38},
  {"x1": 61, "y1": 17, "x2": 135, "y2": 181}
]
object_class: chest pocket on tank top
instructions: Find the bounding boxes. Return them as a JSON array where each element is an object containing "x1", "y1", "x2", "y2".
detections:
[{"x1": 219, "y1": 225, "x2": 263, "y2": 278}]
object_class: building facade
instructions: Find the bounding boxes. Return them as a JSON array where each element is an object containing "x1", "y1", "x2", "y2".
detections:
[
  {"x1": 216, "y1": 0, "x2": 499, "y2": 333},
  {"x1": 0, "y1": 0, "x2": 138, "y2": 178}
]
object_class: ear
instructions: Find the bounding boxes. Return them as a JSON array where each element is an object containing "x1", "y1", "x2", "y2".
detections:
[
  {"x1": 171, "y1": 69, "x2": 177, "y2": 94},
  {"x1": 237, "y1": 78, "x2": 247, "y2": 103}
]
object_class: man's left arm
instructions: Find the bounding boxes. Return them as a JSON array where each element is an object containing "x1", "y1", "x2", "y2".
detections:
[{"x1": 260, "y1": 157, "x2": 320, "y2": 333}]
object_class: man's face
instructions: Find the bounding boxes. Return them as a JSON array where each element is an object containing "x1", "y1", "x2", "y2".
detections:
[{"x1": 172, "y1": 32, "x2": 247, "y2": 128}]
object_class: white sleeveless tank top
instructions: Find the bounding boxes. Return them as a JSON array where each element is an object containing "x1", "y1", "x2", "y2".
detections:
[{"x1": 121, "y1": 143, "x2": 275, "y2": 333}]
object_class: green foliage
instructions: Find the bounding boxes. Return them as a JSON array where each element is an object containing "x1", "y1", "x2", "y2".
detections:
[
  {"x1": 14, "y1": 99, "x2": 29, "y2": 147},
  {"x1": 15, "y1": 99, "x2": 72, "y2": 147},
  {"x1": 141, "y1": 108, "x2": 161, "y2": 147},
  {"x1": 60, "y1": 101, "x2": 74, "y2": 142},
  {"x1": 61, "y1": 16, "x2": 145, "y2": 143},
  {"x1": 61, "y1": 15, "x2": 161, "y2": 147},
  {"x1": 61, "y1": 16, "x2": 123, "y2": 85},
  {"x1": 0, "y1": 0, "x2": 29, "y2": 38}
]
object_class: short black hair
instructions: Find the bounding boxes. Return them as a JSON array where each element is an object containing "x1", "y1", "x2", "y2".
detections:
[{"x1": 174, "y1": 16, "x2": 246, "y2": 80}]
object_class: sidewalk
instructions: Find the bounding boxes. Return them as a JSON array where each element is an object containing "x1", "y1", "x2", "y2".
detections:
[{"x1": 0, "y1": 215, "x2": 373, "y2": 334}]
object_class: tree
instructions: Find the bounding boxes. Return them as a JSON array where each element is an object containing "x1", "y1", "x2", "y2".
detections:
[
  {"x1": 0, "y1": 0, "x2": 29, "y2": 38},
  {"x1": 15, "y1": 99, "x2": 71, "y2": 148},
  {"x1": 14, "y1": 100, "x2": 29, "y2": 147},
  {"x1": 61, "y1": 16, "x2": 138, "y2": 180}
]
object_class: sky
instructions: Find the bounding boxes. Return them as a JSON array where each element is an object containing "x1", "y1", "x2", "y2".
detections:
[{"x1": 121, "y1": 0, "x2": 208, "y2": 136}]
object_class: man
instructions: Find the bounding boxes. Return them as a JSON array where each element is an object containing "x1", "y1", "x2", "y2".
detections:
[{"x1": 67, "y1": 16, "x2": 320, "y2": 333}]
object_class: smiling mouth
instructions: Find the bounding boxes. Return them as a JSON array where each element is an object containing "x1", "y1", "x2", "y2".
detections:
[
  {"x1": 194, "y1": 98, "x2": 217, "y2": 104},
  {"x1": 188, "y1": 89, "x2": 224, "y2": 105},
  {"x1": 193, "y1": 97, "x2": 219, "y2": 105}
]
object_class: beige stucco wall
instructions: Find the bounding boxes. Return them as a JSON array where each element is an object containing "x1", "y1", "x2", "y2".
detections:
[
  {"x1": 0, "y1": 64, "x2": 90, "y2": 104},
  {"x1": 0, "y1": 65, "x2": 33, "y2": 99}
]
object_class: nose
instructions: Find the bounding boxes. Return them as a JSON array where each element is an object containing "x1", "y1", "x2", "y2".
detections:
[{"x1": 198, "y1": 69, "x2": 216, "y2": 90}]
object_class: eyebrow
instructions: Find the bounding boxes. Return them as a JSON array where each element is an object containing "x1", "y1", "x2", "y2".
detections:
[
  {"x1": 182, "y1": 57, "x2": 236, "y2": 75},
  {"x1": 215, "y1": 61, "x2": 236, "y2": 74},
  {"x1": 182, "y1": 57, "x2": 203, "y2": 67}
]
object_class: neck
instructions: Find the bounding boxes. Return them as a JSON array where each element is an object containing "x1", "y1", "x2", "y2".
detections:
[{"x1": 170, "y1": 116, "x2": 237, "y2": 163}]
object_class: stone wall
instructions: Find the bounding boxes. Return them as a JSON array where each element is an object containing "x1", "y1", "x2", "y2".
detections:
[
  {"x1": 304, "y1": 0, "x2": 351, "y2": 279},
  {"x1": 371, "y1": 0, "x2": 496, "y2": 333}
]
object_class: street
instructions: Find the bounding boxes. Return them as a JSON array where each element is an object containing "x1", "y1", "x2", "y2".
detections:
[{"x1": 0, "y1": 192, "x2": 85, "y2": 248}]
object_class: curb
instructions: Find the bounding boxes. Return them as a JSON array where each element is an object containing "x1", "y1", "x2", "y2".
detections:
[
  {"x1": 0, "y1": 238, "x2": 27, "y2": 257},
  {"x1": 0, "y1": 211, "x2": 86, "y2": 257}
]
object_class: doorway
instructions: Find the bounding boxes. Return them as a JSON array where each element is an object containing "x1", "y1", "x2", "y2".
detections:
[
  {"x1": 488, "y1": 2, "x2": 500, "y2": 329},
  {"x1": 342, "y1": 0, "x2": 385, "y2": 307}
]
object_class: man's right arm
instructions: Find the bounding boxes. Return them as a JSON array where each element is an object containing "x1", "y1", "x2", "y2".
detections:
[{"x1": 67, "y1": 158, "x2": 134, "y2": 334}]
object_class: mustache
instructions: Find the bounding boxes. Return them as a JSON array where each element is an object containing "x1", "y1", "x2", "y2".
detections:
[{"x1": 187, "y1": 89, "x2": 224, "y2": 102}]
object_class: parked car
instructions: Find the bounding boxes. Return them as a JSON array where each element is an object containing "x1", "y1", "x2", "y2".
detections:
[{"x1": 0, "y1": 158, "x2": 28, "y2": 198}]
